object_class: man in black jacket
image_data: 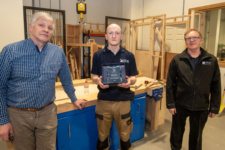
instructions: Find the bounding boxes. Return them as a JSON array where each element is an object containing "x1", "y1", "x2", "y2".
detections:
[{"x1": 166, "y1": 29, "x2": 221, "y2": 150}]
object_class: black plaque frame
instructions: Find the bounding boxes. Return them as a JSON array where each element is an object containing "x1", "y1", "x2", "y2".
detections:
[{"x1": 102, "y1": 63, "x2": 126, "y2": 85}]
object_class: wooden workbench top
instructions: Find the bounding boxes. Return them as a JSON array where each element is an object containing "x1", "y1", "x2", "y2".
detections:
[{"x1": 55, "y1": 77, "x2": 163, "y2": 114}]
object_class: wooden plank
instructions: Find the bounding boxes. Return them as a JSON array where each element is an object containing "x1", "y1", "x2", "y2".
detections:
[
  {"x1": 153, "y1": 51, "x2": 160, "y2": 79},
  {"x1": 135, "y1": 50, "x2": 151, "y2": 77},
  {"x1": 67, "y1": 43, "x2": 92, "y2": 47},
  {"x1": 132, "y1": 24, "x2": 136, "y2": 55},
  {"x1": 133, "y1": 22, "x2": 151, "y2": 26},
  {"x1": 199, "y1": 12, "x2": 206, "y2": 43},
  {"x1": 149, "y1": 19, "x2": 155, "y2": 78},
  {"x1": 164, "y1": 52, "x2": 178, "y2": 79},
  {"x1": 152, "y1": 55, "x2": 162, "y2": 58},
  {"x1": 69, "y1": 54, "x2": 75, "y2": 80},
  {"x1": 150, "y1": 98, "x2": 160, "y2": 131},
  {"x1": 155, "y1": 27, "x2": 163, "y2": 41},
  {"x1": 90, "y1": 43, "x2": 98, "y2": 70},
  {"x1": 73, "y1": 53, "x2": 80, "y2": 79},
  {"x1": 214, "y1": 9, "x2": 221, "y2": 57},
  {"x1": 126, "y1": 22, "x2": 130, "y2": 51},
  {"x1": 160, "y1": 14, "x2": 166, "y2": 80},
  {"x1": 165, "y1": 21, "x2": 188, "y2": 26},
  {"x1": 166, "y1": 15, "x2": 189, "y2": 20},
  {"x1": 131, "y1": 14, "x2": 165, "y2": 22},
  {"x1": 190, "y1": 10, "x2": 195, "y2": 29},
  {"x1": 188, "y1": 2, "x2": 225, "y2": 13},
  {"x1": 158, "y1": 86, "x2": 166, "y2": 125}
]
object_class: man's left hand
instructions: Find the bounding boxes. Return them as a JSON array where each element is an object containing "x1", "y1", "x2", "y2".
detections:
[
  {"x1": 73, "y1": 99, "x2": 87, "y2": 110},
  {"x1": 118, "y1": 76, "x2": 130, "y2": 88},
  {"x1": 208, "y1": 112, "x2": 216, "y2": 118}
]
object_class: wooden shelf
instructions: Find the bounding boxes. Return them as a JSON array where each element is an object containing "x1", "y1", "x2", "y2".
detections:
[{"x1": 83, "y1": 33, "x2": 105, "y2": 37}]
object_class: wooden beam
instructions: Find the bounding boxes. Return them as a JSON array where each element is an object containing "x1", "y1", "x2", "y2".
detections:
[
  {"x1": 190, "y1": 10, "x2": 195, "y2": 29},
  {"x1": 188, "y1": 2, "x2": 225, "y2": 14},
  {"x1": 133, "y1": 22, "x2": 151, "y2": 26},
  {"x1": 126, "y1": 22, "x2": 130, "y2": 51},
  {"x1": 132, "y1": 23, "x2": 137, "y2": 55},
  {"x1": 214, "y1": 9, "x2": 221, "y2": 56},
  {"x1": 160, "y1": 14, "x2": 166, "y2": 80},
  {"x1": 155, "y1": 27, "x2": 163, "y2": 41},
  {"x1": 131, "y1": 14, "x2": 165, "y2": 23},
  {"x1": 165, "y1": 21, "x2": 188, "y2": 26},
  {"x1": 166, "y1": 15, "x2": 189, "y2": 20},
  {"x1": 69, "y1": 54, "x2": 75, "y2": 80},
  {"x1": 149, "y1": 18, "x2": 155, "y2": 78}
]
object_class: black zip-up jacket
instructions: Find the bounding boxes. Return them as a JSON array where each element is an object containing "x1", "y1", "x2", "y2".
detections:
[{"x1": 166, "y1": 48, "x2": 221, "y2": 114}]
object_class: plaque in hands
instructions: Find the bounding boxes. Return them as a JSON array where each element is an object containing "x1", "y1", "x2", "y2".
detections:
[{"x1": 102, "y1": 63, "x2": 126, "y2": 85}]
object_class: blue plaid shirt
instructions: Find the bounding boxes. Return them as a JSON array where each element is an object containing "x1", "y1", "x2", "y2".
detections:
[{"x1": 0, "y1": 38, "x2": 77, "y2": 125}]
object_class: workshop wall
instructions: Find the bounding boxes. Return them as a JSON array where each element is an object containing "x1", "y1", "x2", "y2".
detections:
[
  {"x1": 122, "y1": 0, "x2": 225, "y2": 20},
  {"x1": 0, "y1": 0, "x2": 24, "y2": 51},
  {"x1": 23, "y1": 0, "x2": 123, "y2": 25}
]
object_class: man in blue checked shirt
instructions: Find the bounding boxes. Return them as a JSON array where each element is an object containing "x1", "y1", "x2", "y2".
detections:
[{"x1": 0, "y1": 12, "x2": 86, "y2": 150}]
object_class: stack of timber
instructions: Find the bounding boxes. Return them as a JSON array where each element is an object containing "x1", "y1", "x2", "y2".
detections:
[{"x1": 66, "y1": 24, "x2": 82, "y2": 79}]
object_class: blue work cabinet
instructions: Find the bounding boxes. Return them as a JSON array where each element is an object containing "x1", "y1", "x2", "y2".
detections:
[
  {"x1": 56, "y1": 93, "x2": 146, "y2": 150},
  {"x1": 56, "y1": 106, "x2": 98, "y2": 150}
]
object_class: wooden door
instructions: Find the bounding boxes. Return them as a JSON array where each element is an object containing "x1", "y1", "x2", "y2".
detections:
[{"x1": 166, "y1": 24, "x2": 186, "y2": 53}]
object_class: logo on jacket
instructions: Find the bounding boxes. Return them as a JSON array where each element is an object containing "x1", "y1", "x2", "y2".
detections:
[
  {"x1": 120, "y1": 59, "x2": 129, "y2": 63},
  {"x1": 202, "y1": 61, "x2": 211, "y2": 65}
]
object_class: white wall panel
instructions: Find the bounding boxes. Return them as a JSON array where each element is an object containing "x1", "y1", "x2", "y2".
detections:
[{"x1": 0, "y1": 0, "x2": 24, "y2": 51}]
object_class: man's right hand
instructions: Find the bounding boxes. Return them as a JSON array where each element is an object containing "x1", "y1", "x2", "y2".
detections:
[
  {"x1": 169, "y1": 108, "x2": 177, "y2": 115},
  {"x1": 73, "y1": 99, "x2": 87, "y2": 110},
  {"x1": 98, "y1": 76, "x2": 109, "y2": 89},
  {"x1": 0, "y1": 123, "x2": 13, "y2": 142}
]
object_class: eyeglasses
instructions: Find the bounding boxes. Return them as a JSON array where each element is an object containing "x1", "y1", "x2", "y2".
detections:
[{"x1": 185, "y1": 37, "x2": 200, "y2": 42}]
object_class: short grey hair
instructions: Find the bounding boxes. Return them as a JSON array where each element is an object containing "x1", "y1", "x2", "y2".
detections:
[
  {"x1": 30, "y1": 12, "x2": 54, "y2": 28},
  {"x1": 184, "y1": 29, "x2": 202, "y2": 39}
]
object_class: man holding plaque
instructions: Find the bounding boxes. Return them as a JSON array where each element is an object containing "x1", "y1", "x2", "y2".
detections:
[{"x1": 91, "y1": 24, "x2": 138, "y2": 150}]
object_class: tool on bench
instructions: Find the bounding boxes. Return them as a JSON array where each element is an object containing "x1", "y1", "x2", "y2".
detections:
[
  {"x1": 130, "y1": 84, "x2": 143, "y2": 90},
  {"x1": 145, "y1": 80, "x2": 158, "y2": 87}
]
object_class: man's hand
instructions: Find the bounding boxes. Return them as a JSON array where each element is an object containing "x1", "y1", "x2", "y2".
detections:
[
  {"x1": 208, "y1": 112, "x2": 216, "y2": 118},
  {"x1": 118, "y1": 76, "x2": 131, "y2": 88},
  {"x1": 169, "y1": 108, "x2": 177, "y2": 115},
  {"x1": 0, "y1": 123, "x2": 13, "y2": 142},
  {"x1": 98, "y1": 76, "x2": 109, "y2": 89},
  {"x1": 92, "y1": 74, "x2": 109, "y2": 89},
  {"x1": 73, "y1": 99, "x2": 87, "y2": 110}
]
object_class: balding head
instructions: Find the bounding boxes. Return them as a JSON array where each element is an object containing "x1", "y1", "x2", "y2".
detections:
[
  {"x1": 105, "y1": 24, "x2": 123, "y2": 48},
  {"x1": 106, "y1": 24, "x2": 122, "y2": 34}
]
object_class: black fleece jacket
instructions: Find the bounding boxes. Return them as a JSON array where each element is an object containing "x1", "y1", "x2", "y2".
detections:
[{"x1": 166, "y1": 48, "x2": 221, "y2": 114}]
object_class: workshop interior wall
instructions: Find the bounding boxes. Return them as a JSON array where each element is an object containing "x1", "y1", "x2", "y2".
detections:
[
  {"x1": 23, "y1": 0, "x2": 123, "y2": 25},
  {"x1": 0, "y1": 0, "x2": 24, "y2": 51},
  {"x1": 122, "y1": 0, "x2": 225, "y2": 79}
]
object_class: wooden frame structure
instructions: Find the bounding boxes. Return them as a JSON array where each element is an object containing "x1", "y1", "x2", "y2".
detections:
[
  {"x1": 126, "y1": 14, "x2": 166, "y2": 80},
  {"x1": 165, "y1": 12, "x2": 205, "y2": 37},
  {"x1": 67, "y1": 40, "x2": 97, "y2": 79},
  {"x1": 66, "y1": 39, "x2": 104, "y2": 79},
  {"x1": 164, "y1": 13, "x2": 205, "y2": 78},
  {"x1": 83, "y1": 22, "x2": 105, "y2": 34}
]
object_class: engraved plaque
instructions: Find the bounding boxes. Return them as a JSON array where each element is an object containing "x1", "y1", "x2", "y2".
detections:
[{"x1": 102, "y1": 64, "x2": 126, "y2": 85}]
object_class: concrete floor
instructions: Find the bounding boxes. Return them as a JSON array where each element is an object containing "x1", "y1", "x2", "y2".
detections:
[{"x1": 132, "y1": 109, "x2": 225, "y2": 150}]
